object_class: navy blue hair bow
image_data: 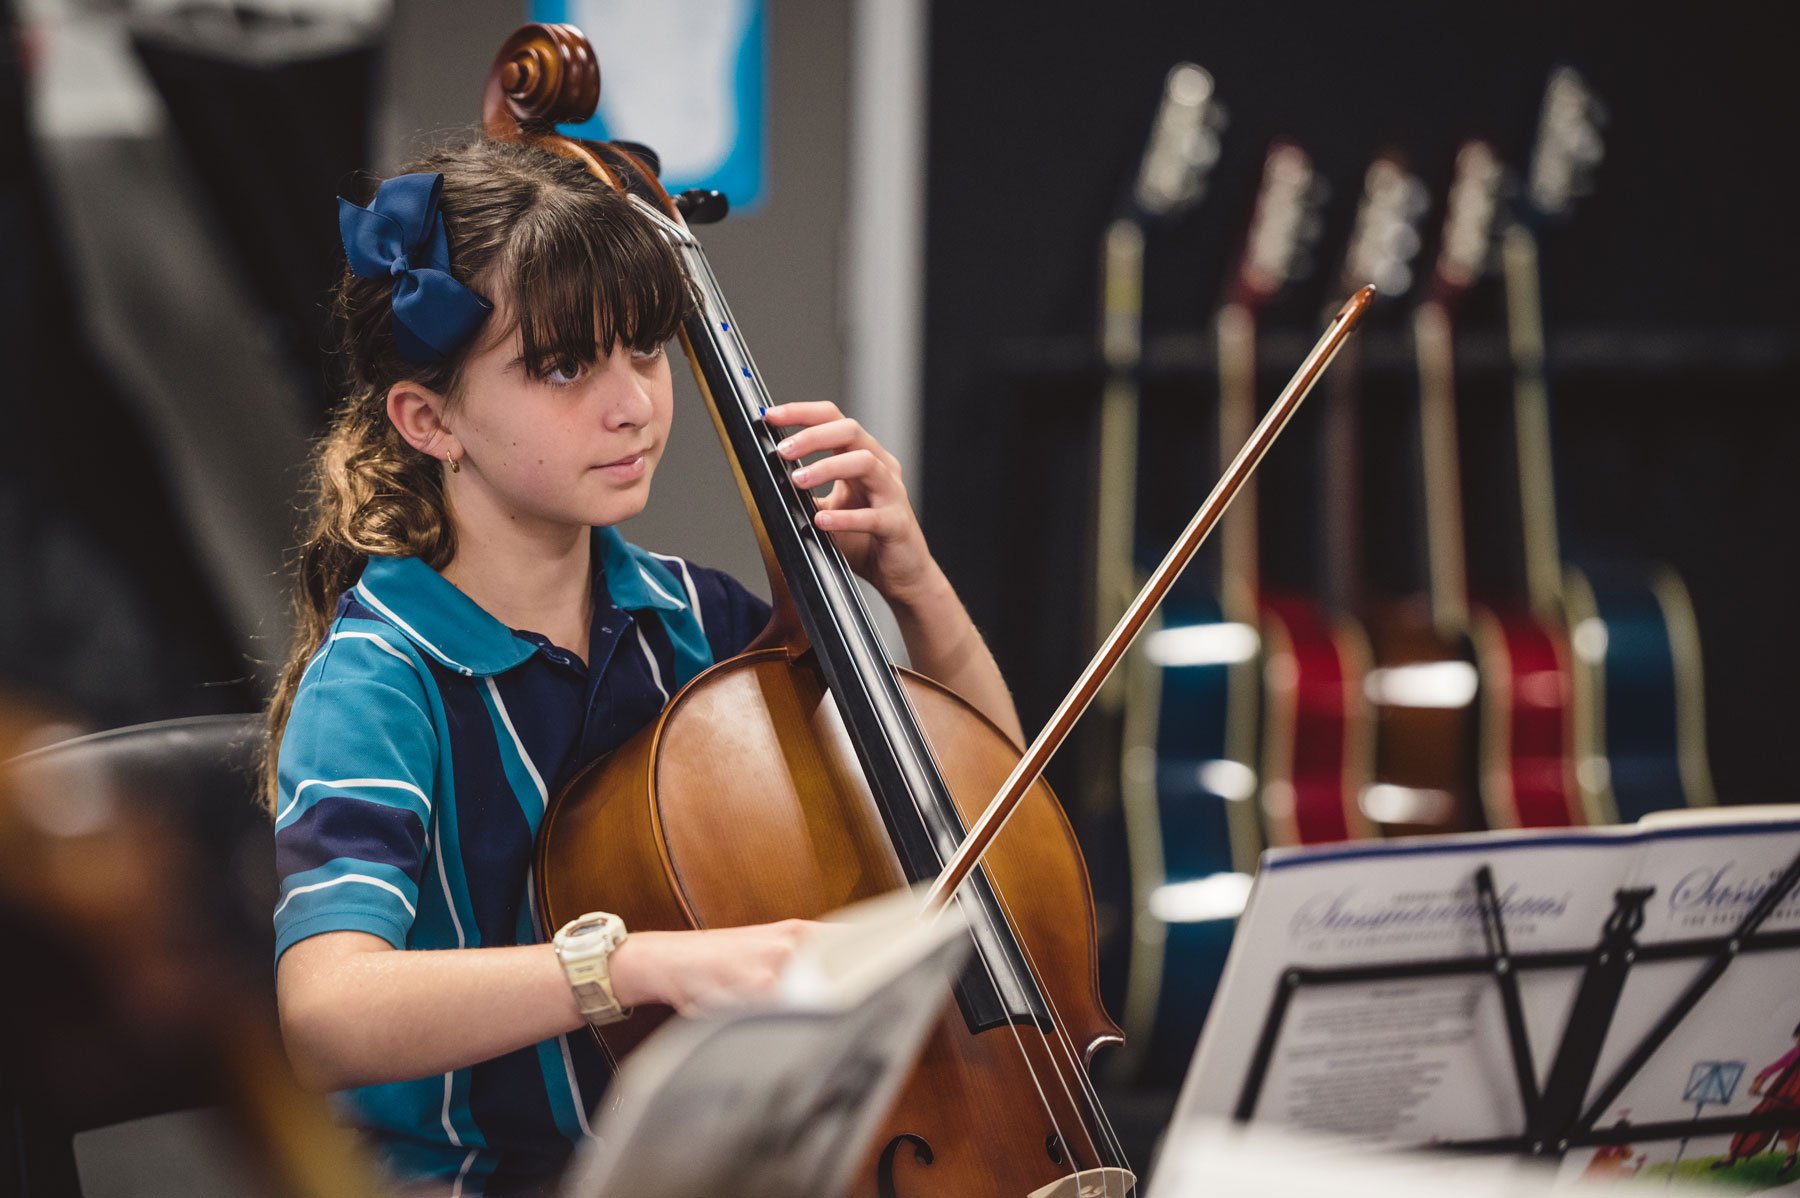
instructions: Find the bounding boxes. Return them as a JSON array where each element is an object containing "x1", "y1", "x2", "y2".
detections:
[{"x1": 338, "y1": 172, "x2": 493, "y2": 364}]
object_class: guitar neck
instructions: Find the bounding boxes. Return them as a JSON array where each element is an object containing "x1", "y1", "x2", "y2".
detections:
[
  {"x1": 1215, "y1": 301, "x2": 1260, "y2": 617},
  {"x1": 1318, "y1": 332, "x2": 1363, "y2": 616},
  {"x1": 1501, "y1": 223, "x2": 1566, "y2": 616},
  {"x1": 1093, "y1": 216, "x2": 1146, "y2": 678},
  {"x1": 1413, "y1": 301, "x2": 1472, "y2": 637}
]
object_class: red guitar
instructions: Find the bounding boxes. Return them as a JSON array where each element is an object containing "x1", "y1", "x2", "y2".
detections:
[
  {"x1": 1422, "y1": 140, "x2": 1583, "y2": 829},
  {"x1": 1216, "y1": 142, "x2": 1374, "y2": 847}
]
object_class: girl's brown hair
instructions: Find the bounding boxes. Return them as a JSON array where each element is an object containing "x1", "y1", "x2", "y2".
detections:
[{"x1": 261, "y1": 136, "x2": 692, "y2": 812}]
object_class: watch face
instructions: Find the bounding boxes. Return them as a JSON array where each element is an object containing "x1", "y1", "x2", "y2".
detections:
[{"x1": 561, "y1": 912, "x2": 623, "y2": 948}]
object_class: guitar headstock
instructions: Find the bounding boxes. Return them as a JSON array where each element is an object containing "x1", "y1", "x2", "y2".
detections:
[
  {"x1": 1339, "y1": 153, "x2": 1430, "y2": 306},
  {"x1": 1429, "y1": 139, "x2": 1505, "y2": 306},
  {"x1": 1231, "y1": 140, "x2": 1329, "y2": 311},
  {"x1": 1131, "y1": 62, "x2": 1227, "y2": 222},
  {"x1": 1524, "y1": 65, "x2": 1606, "y2": 227}
]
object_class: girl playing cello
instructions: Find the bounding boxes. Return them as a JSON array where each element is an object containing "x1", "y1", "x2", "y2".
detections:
[{"x1": 264, "y1": 136, "x2": 1023, "y2": 1196}]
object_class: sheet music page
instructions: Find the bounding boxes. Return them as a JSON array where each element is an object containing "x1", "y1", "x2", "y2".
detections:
[
  {"x1": 1556, "y1": 815, "x2": 1800, "y2": 1191},
  {"x1": 1163, "y1": 811, "x2": 1800, "y2": 1193},
  {"x1": 1172, "y1": 827, "x2": 1641, "y2": 1145}
]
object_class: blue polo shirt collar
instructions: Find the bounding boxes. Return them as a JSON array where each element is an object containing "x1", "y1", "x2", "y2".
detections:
[
  {"x1": 595, "y1": 526, "x2": 691, "y2": 617},
  {"x1": 352, "y1": 528, "x2": 692, "y2": 679}
]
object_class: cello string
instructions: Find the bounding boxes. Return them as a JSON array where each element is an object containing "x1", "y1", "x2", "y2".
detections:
[
  {"x1": 684, "y1": 254, "x2": 1094, "y2": 1173},
  {"x1": 662, "y1": 204, "x2": 1115, "y2": 1187},
  {"x1": 797, "y1": 505, "x2": 1103, "y2": 1175},
  {"x1": 735, "y1": 316, "x2": 1136, "y2": 1190},
  {"x1": 979, "y1": 845, "x2": 1134, "y2": 1177},
  {"x1": 749, "y1": 386, "x2": 1107, "y2": 1175},
  {"x1": 806, "y1": 492, "x2": 1127, "y2": 1178}
]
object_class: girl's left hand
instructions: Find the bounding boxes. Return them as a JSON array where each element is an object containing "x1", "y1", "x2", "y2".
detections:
[{"x1": 766, "y1": 401, "x2": 943, "y2": 608}]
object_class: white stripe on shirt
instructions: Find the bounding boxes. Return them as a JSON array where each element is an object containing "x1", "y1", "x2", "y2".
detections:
[
  {"x1": 299, "y1": 629, "x2": 419, "y2": 684},
  {"x1": 275, "y1": 776, "x2": 430, "y2": 827},
  {"x1": 354, "y1": 581, "x2": 476, "y2": 676},
  {"x1": 634, "y1": 623, "x2": 669, "y2": 703},
  {"x1": 650, "y1": 553, "x2": 706, "y2": 638},
  {"x1": 558, "y1": 1035, "x2": 597, "y2": 1139},
  {"x1": 449, "y1": 1147, "x2": 478, "y2": 1196},
  {"x1": 484, "y1": 678, "x2": 549, "y2": 804},
  {"x1": 273, "y1": 872, "x2": 416, "y2": 918},
  {"x1": 635, "y1": 563, "x2": 686, "y2": 608}
]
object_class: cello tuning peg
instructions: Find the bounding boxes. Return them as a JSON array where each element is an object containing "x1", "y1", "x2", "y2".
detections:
[{"x1": 675, "y1": 189, "x2": 731, "y2": 224}]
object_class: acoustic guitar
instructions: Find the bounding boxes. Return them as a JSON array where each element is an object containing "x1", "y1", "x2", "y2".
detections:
[
  {"x1": 1087, "y1": 65, "x2": 1242, "y2": 1087},
  {"x1": 1317, "y1": 153, "x2": 1487, "y2": 840},
  {"x1": 1349, "y1": 143, "x2": 1505, "y2": 839},
  {"x1": 1503, "y1": 67, "x2": 1717, "y2": 823},
  {"x1": 1214, "y1": 142, "x2": 1368, "y2": 849},
  {"x1": 1422, "y1": 138, "x2": 1584, "y2": 830}
]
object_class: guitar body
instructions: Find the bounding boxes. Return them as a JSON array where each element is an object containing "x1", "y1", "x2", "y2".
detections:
[
  {"x1": 1258, "y1": 593, "x2": 1373, "y2": 846},
  {"x1": 1359, "y1": 597, "x2": 1484, "y2": 836},
  {"x1": 1564, "y1": 565, "x2": 1716, "y2": 823},
  {"x1": 1471, "y1": 605, "x2": 1584, "y2": 828},
  {"x1": 1117, "y1": 591, "x2": 1251, "y2": 1085}
]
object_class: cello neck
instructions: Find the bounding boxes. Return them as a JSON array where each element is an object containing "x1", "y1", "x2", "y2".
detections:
[{"x1": 629, "y1": 198, "x2": 1052, "y2": 1035}]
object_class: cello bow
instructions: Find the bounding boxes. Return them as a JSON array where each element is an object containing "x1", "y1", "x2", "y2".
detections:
[{"x1": 928, "y1": 285, "x2": 1376, "y2": 915}]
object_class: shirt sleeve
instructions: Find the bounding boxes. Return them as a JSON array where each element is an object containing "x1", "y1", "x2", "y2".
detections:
[
  {"x1": 672, "y1": 561, "x2": 775, "y2": 661},
  {"x1": 271, "y1": 628, "x2": 439, "y2": 961}
]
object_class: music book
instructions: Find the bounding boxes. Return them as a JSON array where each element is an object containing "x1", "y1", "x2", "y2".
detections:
[
  {"x1": 1163, "y1": 806, "x2": 1800, "y2": 1192},
  {"x1": 558, "y1": 888, "x2": 969, "y2": 1198}
]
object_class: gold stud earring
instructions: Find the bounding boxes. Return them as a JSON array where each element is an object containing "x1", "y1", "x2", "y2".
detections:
[{"x1": 447, "y1": 452, "x2": 460, "y2": 474}]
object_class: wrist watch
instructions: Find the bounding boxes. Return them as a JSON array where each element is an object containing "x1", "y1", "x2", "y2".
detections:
[{"x1": 553, "y1": 911, "x2": 631, "y2": 1026}]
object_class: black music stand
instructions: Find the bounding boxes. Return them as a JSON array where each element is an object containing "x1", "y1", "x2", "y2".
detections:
[{"x1": 1228, "y1": 849, "x2": 1800, "y2": 1164}]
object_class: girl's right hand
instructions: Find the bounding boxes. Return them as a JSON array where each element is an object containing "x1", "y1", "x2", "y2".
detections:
[{"x1": 607, "y1": 920, "x2": 818, "y2": 1016}]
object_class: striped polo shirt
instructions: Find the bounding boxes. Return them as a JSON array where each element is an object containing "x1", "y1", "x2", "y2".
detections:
[{"x1": 272, "y1": 526, "x2": 770, "y2": 1195}]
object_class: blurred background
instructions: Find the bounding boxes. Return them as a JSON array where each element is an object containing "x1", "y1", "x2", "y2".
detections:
[{"x1": 2, "y1": 0, "x2": 1795, "y2": 1192}]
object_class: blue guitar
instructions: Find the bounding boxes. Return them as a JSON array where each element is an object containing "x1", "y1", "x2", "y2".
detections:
[
  {"x1": 1080, "y1": 60, "x2": 1238, "y2": 1079},
  {"x1": 1112, "y1": 141, "x2": 1328, "y2": 1085},
  {"x1": 1503, "y1": 67, "x2": 1716, "y2": 823}
]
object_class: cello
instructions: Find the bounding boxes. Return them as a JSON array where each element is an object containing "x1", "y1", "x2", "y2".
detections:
[{"x1": 483, "y1": 24, "x2": 1135, "y2": 1198}]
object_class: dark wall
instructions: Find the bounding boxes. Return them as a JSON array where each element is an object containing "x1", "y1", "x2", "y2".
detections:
[{"x1": 923, "y1": 1, "x2": 1798, "y2": 803}]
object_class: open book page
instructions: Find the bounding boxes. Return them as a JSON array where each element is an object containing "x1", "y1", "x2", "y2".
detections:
[
  {"x1": 559, "y1": 888, "x2": 968, "y2": 1198},
  {"x1": 1556, "y1": 813, "x2": 1800, "y2": 1191}
]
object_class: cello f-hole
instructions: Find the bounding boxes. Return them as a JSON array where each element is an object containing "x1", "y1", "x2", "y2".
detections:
[{"x1": 875, "y1": 1133, "x2": 934, "y2": 1198}]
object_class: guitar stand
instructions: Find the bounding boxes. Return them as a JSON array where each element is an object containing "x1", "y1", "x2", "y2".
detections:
[{"x1": 1231, "y1": 848, "x2": 1800, "y2": 1160}]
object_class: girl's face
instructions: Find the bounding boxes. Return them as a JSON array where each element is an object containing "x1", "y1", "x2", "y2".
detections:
[{"x1": 446, "y1": 320, "x2": 675, "y2": 532}]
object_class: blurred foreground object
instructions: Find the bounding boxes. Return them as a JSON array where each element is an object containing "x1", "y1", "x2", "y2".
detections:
[
  {"x1": 0, "y1": 710, "x2": 383, "y2": 1197},
  {"x1": 561, "y1": 888, "x2": 969, "y2": 1198}
]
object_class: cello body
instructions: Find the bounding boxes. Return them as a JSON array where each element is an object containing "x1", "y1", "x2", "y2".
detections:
[{"x1": 538, "y1": 653, "x2": 1121, "y2": 1197}]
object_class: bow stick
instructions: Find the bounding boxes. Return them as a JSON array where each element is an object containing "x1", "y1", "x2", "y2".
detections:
[{"x1": 926, "y1": 284, "x2": 1377, "y2": 914}]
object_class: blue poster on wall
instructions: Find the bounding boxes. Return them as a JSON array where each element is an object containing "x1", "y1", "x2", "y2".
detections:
[{"x1": 529, "y1": 0, "x2": 767, "y2": 211}]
